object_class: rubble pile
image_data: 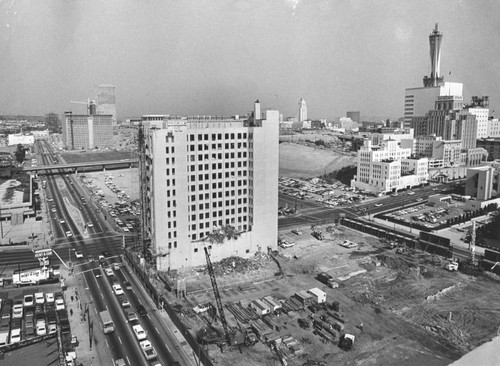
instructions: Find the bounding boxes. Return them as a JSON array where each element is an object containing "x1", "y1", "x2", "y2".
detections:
[{"x1": 201, "y1": 252, "x2": 272, "y2": 277}]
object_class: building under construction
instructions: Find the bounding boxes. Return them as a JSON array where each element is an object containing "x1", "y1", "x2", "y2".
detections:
[{"x1": 62, "y1": 100, "x2": 113, "y2": 150}]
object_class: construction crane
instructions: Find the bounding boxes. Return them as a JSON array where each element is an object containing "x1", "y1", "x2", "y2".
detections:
[
  {"x1": 204, "y1": 246, "x2": 232, "y2": 345},
  {"x1": 70, "y1": 99, "x2": 96, "y2": 115}
]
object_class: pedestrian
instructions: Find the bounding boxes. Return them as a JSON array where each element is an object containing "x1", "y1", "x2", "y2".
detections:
[
  {"x1": 359, "y1": 322, "x2": 364, "y2": 332},
  {"x1": 71, "y1": 295, "x2": 74, "y2": 302},
  {"x1": 70, "y1": 308, "x2": 73, "y2": 316}
]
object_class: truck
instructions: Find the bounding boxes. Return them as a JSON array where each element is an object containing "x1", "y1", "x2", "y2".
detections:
[
  {"x1": 316, "y1": 272, "x2": 339, "y2": 289},
  {"x1": 445, "y1": 261, "x2": 459, "y2": 271},
  {"x1": 100, "y1": 310, "x2": 115, "y2": 334},
  {"x1": 340, "y1": 333, "x2": 355, "y2": 351},
  {"x1": 139, "y1": 340, "x2": 157, "y2": 360},
  {"x1": 12, "y1": 267, "x2": 51, "y2": 287}
]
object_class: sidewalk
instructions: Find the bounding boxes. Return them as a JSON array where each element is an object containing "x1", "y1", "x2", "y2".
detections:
[{"x1": 62, "y1": 266, "x2": 106, "y2": 366}]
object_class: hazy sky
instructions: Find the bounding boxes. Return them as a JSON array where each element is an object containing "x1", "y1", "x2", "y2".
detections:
[{"x1": 1, "y1": 0, "x2": 499, "y2": 120}]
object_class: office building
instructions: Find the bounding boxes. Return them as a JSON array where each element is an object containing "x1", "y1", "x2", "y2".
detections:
[
  {"x1": 477, "y1": 138, "x2": 500, "y2": 160},
  {"x1": 465, "y1": 166, "x2": 500, "y2": 201},
  {"x1": 95, "y1": 85, "x2": 117, "y2": 126},
  {"x1": 351, "y1": 139, "x2": 428, "y2": 194},
  {"x1": 298, "y1": 98, "x2": 307, "y2": 122},
  {"x1": 486, "y1": 118, "x2": 500, "y2": 138},
  {"x1": 62, "y1": 112, "x2": 113, "y2": 150},
  {"x1": 463, "y1": 96, "x2": 489, "y2": 139},
  {"x1": 141, "y1": 100, "x2": 279, "y2": 271}
]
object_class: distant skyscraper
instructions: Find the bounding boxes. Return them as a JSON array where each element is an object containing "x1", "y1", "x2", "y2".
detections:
[
  {"x1": 298, "y1": 98, "x2": 307, "y2": 122},
  {"x1": 423, "y1": 23, "x2": 444, "y2": 87},
  {"x1": 95, "y1": 84, "x2": 117, "y2": 125},
  {"x1": 346, "y1": 111, "x2": 360, "y2": 123},
  {"x1": 44, "y1": 113, "x2": 60, "y2": 133}
]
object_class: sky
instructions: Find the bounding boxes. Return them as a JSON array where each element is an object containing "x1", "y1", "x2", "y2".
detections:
[{"x1": 1, "y1": 0, "x2": 499, "y2": 121}]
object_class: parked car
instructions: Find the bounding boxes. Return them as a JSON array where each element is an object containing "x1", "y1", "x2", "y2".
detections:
[
  {"x1": 35, "y1": 292, "x2": 45, "y2": 304},
  {"x1": 75, "y1": 251, "x2": 84, "y2": 259},
  {"x1": 113, "y1": 284, "x2": 123, "y2": 296},
  {"x1": 24, "y1": 294, "x2": 34, "y2": 307}
]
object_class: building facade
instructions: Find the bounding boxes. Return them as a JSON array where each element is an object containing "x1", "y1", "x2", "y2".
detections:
[
  {"x1": 477, "y1": 138, "x2": 500, "y2": 160},
  {"x1": 141, "y1": 101, "x2": 279, "y2": 271},
  {"x1": 95, "y1": 85, "x2": 117, "y2": 126},
  {"x1": 465, "y1": 166, "x2": 500, "y2": 201},
  {"x1": 351, "y1": 139, "x2": 428, "y2": 194},
  {"x1": 62, "y1": 113, "x2": 113, "y2": 150}
]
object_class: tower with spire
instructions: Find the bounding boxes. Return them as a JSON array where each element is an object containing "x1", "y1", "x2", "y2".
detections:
[{"x1": 423, "y1": 23, "x2": 444, "y2": 87}]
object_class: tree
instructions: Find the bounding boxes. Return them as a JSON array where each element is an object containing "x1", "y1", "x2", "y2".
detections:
[{"x1": 14, "y1": 144, "x2": 26, "y2": 164}]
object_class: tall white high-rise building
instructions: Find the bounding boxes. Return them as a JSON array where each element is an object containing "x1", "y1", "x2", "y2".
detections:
[
  {"x1": 298, "y1": 98, "x2": 307, "y2": 122},
  {"x1": 95, "y1": 84, "x2": 117, "y2": 126},
  {"x1": 140, "y1": 101, "x2": 280, "y2": 271}
]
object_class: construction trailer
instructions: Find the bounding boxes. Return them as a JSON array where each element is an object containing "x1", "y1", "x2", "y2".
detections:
[
  {"x1": 251, "y1": 299, "x2": 271, "y2": 316},
  {"x1": 307, "y1": 288, "x2": 327, "y2": 304},
  {"x1": 293, "y1": 290, "x2": 314, "y2": 308}
]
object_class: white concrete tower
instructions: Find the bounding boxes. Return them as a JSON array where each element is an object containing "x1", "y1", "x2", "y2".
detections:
[{"x1": 298, "y1": 98, "x2": 307, "y2": 122}]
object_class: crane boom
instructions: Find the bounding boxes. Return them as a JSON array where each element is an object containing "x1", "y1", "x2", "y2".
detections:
[{"x1": 204, "y1": 247, "x2": 231, "y2": 344}]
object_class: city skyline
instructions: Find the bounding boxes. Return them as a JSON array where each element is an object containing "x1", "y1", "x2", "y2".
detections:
[{"x1": 1, "y1": 0, "x2": 499, "y2": 120}]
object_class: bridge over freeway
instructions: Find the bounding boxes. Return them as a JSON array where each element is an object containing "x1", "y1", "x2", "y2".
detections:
[{"x1": 23, "y1": 158, "x2": 139, "y2": 174}]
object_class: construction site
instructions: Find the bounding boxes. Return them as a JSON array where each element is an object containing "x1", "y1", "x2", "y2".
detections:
[{"x1": 147, "y1": 219, "x2": 500, "y2": 366}]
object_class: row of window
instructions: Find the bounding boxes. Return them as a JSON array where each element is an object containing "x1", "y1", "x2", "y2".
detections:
[
  {"x1": 190, "y1": 206, "x2": 248, "y2": 220},
  {"x1": 188, "y1": 161, "x2": 249, "y2": 171},
  {"x1": 188, "y1": 195, "x2": 249, "y2": 208},
  {"x1": 188, "y1": 133, "x2": 252, "y2": 142},
  {"x1": 189, "y1": 142, "x2": 249, "y2": 151}
]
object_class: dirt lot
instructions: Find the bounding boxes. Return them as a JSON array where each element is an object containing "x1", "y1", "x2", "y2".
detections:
[
  {"x1": 164, "y1": 224, "x2": 500, "y2": 366},
  {"x1": 279, "y1": 142, "x2": 354, "y2": 178}
]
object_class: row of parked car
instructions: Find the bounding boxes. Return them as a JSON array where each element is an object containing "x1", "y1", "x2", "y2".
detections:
[{"x1": 0, "y1": 291, "x2": 68, "y2": 347}]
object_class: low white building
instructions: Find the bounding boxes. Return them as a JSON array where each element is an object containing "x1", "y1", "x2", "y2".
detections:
[
  {"x1": 351, "y1": 139, "x2": 429, "y2": 194},
  {"x1": 307, "y1": 288, "x2": 326, "y2": 304},
  {"x1": 8, "y1": 134, "x2": 34, "y2": 146}
]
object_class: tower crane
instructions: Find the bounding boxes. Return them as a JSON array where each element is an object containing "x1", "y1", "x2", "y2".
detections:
[{"x1": 70, "y1": 99, "x2": 96, "y2": 115}]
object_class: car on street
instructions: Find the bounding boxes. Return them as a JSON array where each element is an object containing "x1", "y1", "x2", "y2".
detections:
[
  {"x1": 132, "y1": 324, "x2": 146, "y2": 340},
  {"x1": 121, "y1": 299, "x2": 131, "y2": 308},
  {"x1": 136, "y1": 304, "x2": 147, "y2": 317},
  {"x1": 127, "y1": 311, "x2": 138, "y2": 322},
  {"x1": 113, "y1": 284, "x2": 123, "y2": 296},
  {"x1": 123, "y1": 280, "x2": 132, "y2": 290},
  {"x1": 140, "y1": 339, "x2": 157, "y2": 360},
  {"x1": 51, "y1": 208, "x2": 57, "y2": 213},
  {"x1": 65, "y1": 231, "x2": 73, "y2": 237},
  {"x1": 75, "y1": 251, "x2": 83, "y2": 259},
  {"x1": 87, "y1": 222, "x2": 93, "y2": 228},
  {"x1": 59, "y1": 219, "x2": 65, "y2": 224},
  {"x1": 374, "y1": 203, "x2": 383, "y2": 207},
  {"x1": 35, "y1": 292, "x2": 45, "y2": 304}
]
